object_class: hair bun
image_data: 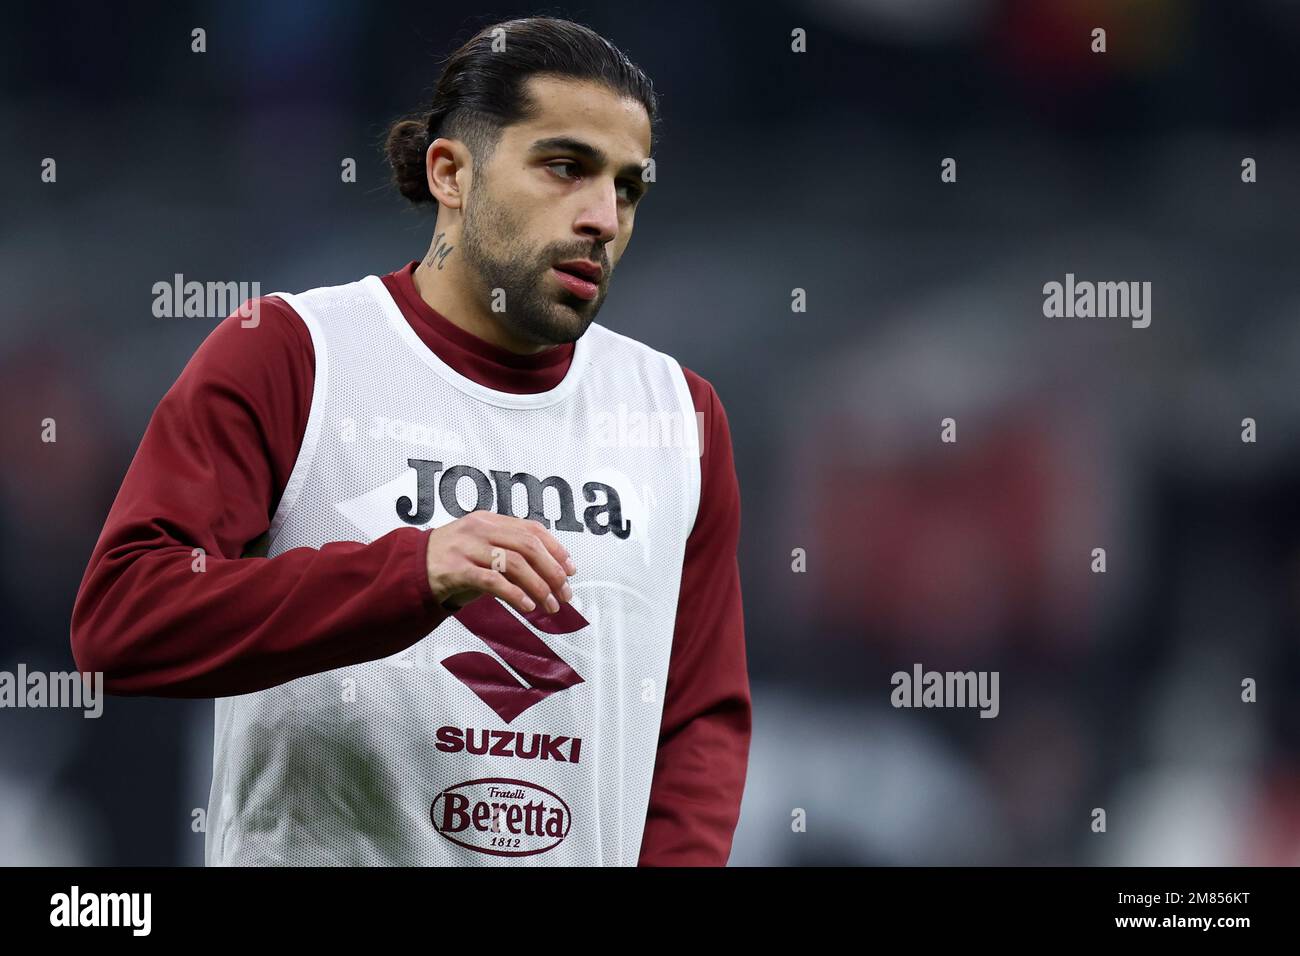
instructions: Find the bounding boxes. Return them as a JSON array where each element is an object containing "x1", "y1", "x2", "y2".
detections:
[{"x1": 384, "y1": 118, "x2": 435, "y2": 205}]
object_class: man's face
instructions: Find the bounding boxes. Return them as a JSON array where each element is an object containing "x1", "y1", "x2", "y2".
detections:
[{"x1": 459, "y1": 75, "x2": 653, "y2": 347}]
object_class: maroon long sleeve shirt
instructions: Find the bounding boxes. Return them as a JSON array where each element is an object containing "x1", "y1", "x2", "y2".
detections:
[{"x1": 70, "y1": 261, "x2": 751, "y2": 866}]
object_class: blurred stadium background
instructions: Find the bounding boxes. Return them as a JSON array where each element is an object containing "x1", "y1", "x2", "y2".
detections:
[{"x1": 3, "y1": 0, "x2": 1300, "y2": 864}]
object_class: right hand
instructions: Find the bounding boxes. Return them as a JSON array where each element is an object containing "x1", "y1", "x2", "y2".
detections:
[{"x1": 425, "y1": 511, "x2": 577, "y2": 615}]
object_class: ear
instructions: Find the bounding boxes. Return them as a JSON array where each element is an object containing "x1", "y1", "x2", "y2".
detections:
[{"x1": 426, "y1": 137, "x2": 469, "y2": 209}]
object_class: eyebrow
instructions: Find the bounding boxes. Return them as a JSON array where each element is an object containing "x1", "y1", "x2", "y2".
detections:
[{"x1": 527, "y1": 136, "x2": 653, "y2": 193}]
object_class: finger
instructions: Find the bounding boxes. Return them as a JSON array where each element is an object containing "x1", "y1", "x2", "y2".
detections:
[
  {"x1": 479, "y1": 544, "x2": 558, "y2": 614},
  {"x1": 464, "y1": 565, "x2": 536, "y2": 615},
  {"x1": 491, "y1": 529, "x2": 572, "y2": 605},
  {"x1": 487, "y1": 513, "x2": 577, "y2": 576}
]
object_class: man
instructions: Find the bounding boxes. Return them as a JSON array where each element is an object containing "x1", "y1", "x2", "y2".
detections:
[{"x1": 71, "y1": 16, "x2": 750, "y2": 866}]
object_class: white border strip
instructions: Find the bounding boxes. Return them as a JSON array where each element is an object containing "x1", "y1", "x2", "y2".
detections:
[{"x1": 265, "y1": 290, "x2": 329, "y2": 543}]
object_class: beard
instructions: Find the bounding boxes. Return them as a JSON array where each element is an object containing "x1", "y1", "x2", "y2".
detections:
[{"x1": 460, "y1": 179, "x2": 609, "y2": 348}]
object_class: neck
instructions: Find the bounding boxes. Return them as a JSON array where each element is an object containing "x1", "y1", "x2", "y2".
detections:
[{"x1": 412, "y1": 232, "x2": 555, "y2": 357}]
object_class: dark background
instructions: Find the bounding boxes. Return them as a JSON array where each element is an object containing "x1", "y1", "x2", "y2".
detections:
[{"x1": 3, "y1": 0, "x2": 1300, "y2": 864}]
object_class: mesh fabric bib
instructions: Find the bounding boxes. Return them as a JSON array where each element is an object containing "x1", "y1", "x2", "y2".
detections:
[{"x1": 206, "y1": 274, "x2": 700, "y2": 866}]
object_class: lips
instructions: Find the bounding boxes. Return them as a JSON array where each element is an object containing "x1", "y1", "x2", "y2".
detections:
[
  {"x1": 553, "y1": 260, "x2": 603, "y2": 282},
  {"x1": 551, "y1": 267, "x2": 600, "y2": 301},
  {"x1": 551, "y1": 260, "x2": 602, "y2": 301}
]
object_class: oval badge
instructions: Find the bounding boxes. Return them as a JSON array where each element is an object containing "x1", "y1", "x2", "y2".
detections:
[{"x1": 430, "y1": 777, "x2": 572, "y2": 857}]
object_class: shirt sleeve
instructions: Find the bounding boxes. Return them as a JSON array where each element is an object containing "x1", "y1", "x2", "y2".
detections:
[
  {"x1": 637, "y1": 368, "x2": 752, "y2": 866},
  {"x1": 69, "y1": 296, "x2": 450, "y2": 698}
]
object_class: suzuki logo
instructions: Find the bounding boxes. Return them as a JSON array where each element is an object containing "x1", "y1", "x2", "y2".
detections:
[{"x1": 444, "y1": 598, "x2": 587, "y2": 722}]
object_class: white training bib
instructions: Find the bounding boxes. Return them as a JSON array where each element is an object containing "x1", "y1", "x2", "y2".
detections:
[{"x1": 206, "y1": 274, "x2": 700, "y2": 865}]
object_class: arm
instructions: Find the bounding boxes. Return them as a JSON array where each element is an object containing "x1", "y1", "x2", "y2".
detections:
[
  {"x1": 637, "y1": 370, "x2": 752, "y2": 866},
  {"x1": 70, "y1": 297, "x2": 449, "y2": 698}
]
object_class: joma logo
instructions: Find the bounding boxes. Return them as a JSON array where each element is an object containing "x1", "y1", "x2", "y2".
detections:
[{"x1": 396, "y1": 459, "x2": 630, "y2": 537}]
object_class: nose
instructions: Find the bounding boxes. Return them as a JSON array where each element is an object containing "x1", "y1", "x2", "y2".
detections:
[{"x1": 573, "y1": 180, "x2": 619, "y2": 244}]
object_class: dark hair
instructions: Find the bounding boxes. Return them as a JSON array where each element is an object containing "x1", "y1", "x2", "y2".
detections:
[{"x1": 385, "y1": 16, "x2": 661, "y2": 206}]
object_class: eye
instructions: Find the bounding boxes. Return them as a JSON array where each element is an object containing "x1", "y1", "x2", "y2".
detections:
[
  {"x1": 617, "y1": 182, "x2": 644, "y2": 204},
  {"x1": 547, "y1": 161, "x2": 580, "y2": 180}
]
